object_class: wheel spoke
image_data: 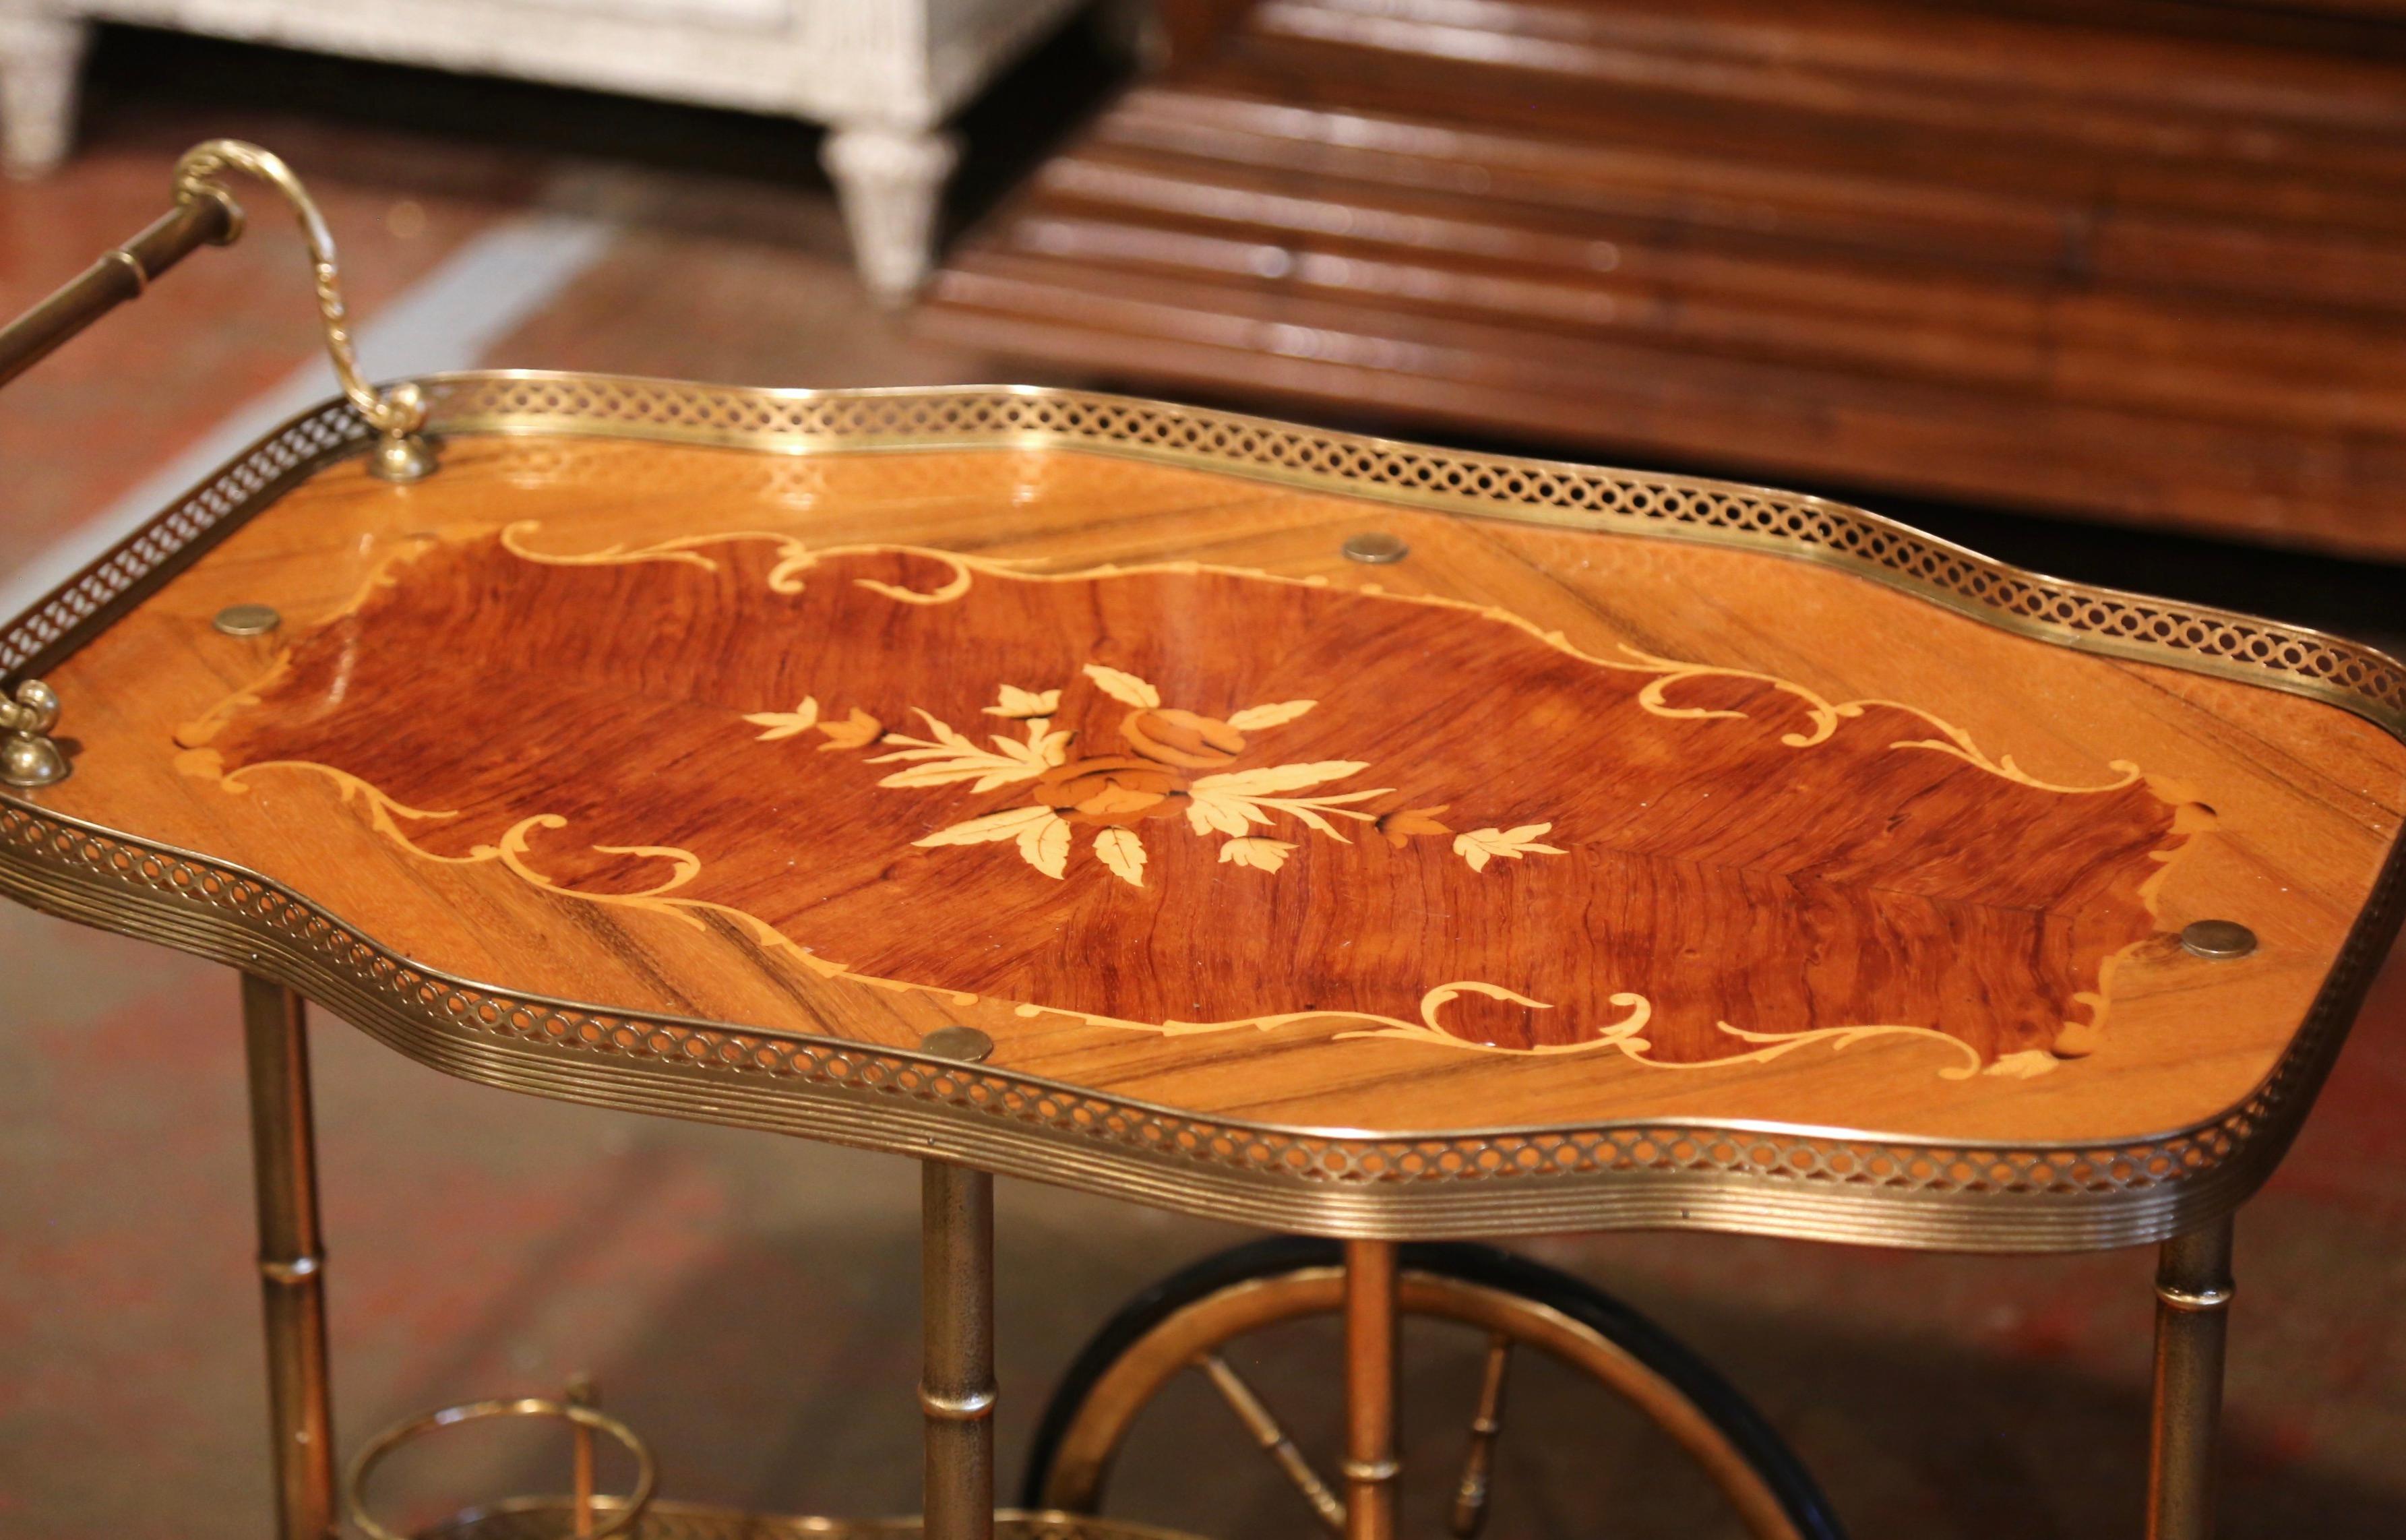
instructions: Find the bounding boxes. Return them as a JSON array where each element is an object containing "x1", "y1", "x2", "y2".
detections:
[
  {"x1": 1196, "y1": 1353, "x2": 1348, "y2": 1535},
  {"x1": 1448, "y1": 1333, "x2": 1514, "y2": 1539},
  {"x1": 1032, "y1": 1243, "x2": 1837, "y2": 1540}
]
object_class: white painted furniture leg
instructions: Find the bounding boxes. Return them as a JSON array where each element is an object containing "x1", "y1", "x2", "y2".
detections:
[
  {"x1": 820, "y1": 121, "x2": 960, "y2": 307},
  {"x1": 0, "y1": 11, "x2": 88, "y2": 178}
]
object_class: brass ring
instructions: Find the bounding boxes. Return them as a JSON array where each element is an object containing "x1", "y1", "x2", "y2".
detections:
[
  {"x1": 919, "y1": 1386, "x2": 999, "y2": 1420},
  {"x1": 257, "y1": 1254, "x2": 320, "y2": 1284},
  {"x1": 105, "y1": 248, "x2": 148, "y2": 296},
  {"x1": 343, "y1": 1396, "x2": 658, "y2": 1540}
]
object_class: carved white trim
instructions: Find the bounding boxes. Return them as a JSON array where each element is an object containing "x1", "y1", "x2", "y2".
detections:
[{"x1": 0, "y1": 0, "x2": 1088, "y2": 289}]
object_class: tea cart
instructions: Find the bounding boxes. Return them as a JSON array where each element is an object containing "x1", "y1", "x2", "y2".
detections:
[{"x1": 2, "y1": 143, "x2": 2401, "y2": 1540}]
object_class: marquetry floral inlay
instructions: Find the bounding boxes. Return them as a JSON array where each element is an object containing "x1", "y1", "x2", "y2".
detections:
[
  {"x1": 166, "y1": 522, "x2": 2200, "y2": 1079},
  {"x1": 761, "y1": 664, "x2": 1555, "y2": 888}
]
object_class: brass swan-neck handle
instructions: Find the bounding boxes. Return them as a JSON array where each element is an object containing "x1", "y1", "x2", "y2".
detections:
[
  {"x1": 0, "y1": 137, "x2": 439, "y2": 786},
  {"x1": 171, "y1": 138, "x2": 437, "y2": 482}
]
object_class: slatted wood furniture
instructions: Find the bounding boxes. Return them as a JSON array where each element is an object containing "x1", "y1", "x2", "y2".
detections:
[
  {"x1": 3, "y1": 140, "x2": 2403, "y2": 1540},
  {"x1": 923, "y1": 0, "x2": 2406, "y2": 559}
]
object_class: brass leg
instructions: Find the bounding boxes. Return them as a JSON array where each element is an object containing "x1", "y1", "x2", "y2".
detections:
[
  {"x1": 1448, "y1": 1333, "x2": 1513, "y2": 1539},
  {"x1": 2147, "y1": 1215, "x2": 2235, "y2": 1540},
  {"x1": 240, "y1": 974, "x2": 337, "y2": 1540},
  {"x1": 1343, "y1": 1239, "x2": 1401, "y2": 1540},
  {"x1": 922, "y1": 1158, "x2": 995, "y2": 1540},
  {"x1": 565, "y1": 1374, "x2": 598, "y2": 1540}
]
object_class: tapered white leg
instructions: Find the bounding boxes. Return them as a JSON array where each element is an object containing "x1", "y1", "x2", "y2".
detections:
[
  {"x1": 0, "y1": 12, "x2": 88, "y2": 178},
  {"x1": 820, "y1": 121, "x2": 959, "y2": 307}
]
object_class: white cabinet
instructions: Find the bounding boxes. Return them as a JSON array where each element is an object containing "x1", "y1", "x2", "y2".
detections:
[{"x1": 0, "y1": 0, "x2": 1099, "y2": 300}]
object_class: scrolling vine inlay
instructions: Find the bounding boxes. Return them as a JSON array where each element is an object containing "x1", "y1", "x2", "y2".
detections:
[{"x1": 171, "y1": 521, "x2": 2204, "y2": 1075}]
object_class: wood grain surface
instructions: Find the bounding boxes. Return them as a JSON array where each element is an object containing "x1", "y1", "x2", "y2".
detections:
[
  {"x1": 26, "y1": 435, "x2": 2406, "y2": 1143},
  {"x1": 922, "y1": 0, "x2": 2406, "y2": 557}
]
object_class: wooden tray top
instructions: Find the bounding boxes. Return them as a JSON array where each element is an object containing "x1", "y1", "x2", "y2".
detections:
[{"x1": 5, "y1": 377, "x2": 2401, "y2": 1249}]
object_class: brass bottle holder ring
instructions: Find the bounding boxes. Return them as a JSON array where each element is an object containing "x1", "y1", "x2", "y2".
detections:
[{"x1": 344, "y1": 1395, "x2": 660, "y2": 1540}]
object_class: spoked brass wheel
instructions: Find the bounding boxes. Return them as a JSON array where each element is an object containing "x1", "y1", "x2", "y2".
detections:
[{"x1": 1024, "y1": 1240, "x2": 1843, "y2": 1540}]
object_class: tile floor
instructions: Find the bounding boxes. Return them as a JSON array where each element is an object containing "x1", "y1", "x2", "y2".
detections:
[{"x1": 2, "y1": 31, "x2": 2403, "y2": 1540}]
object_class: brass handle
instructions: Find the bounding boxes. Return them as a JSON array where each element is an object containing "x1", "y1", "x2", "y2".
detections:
[
  {"x1": 0, "y1": 137, "x2": 435, "y2": 482},
  {"x1": 171, "y1": 139, "x2": 436, "y2": 482},
  {"x1": 0, "y1": 137, "x2": 437, "y2": 788},
  {"x1": 0, "y1": 187, "x2": 237, "y2": 392}
]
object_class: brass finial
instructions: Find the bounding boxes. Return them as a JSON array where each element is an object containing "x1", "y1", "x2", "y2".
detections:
[{"x1": 0, "y1": 679, "x2": 67, "y2": 787}]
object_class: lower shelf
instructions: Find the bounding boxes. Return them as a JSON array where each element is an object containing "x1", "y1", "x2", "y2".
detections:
[{"x1": 423, "y1": 1500, "x2": 1210, "y2": 1540}]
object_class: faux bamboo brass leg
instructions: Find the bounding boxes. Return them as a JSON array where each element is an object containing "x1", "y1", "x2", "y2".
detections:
[
  {"x1": 565, "y1": 1374, "x2": 598, "y2": 1540},
  {"x1": 240, "y1": 973, "x2": 337, "y2": 1540},
  {"x1": 922, "y1": 1158, "x2": 996, "y2": 1540},
  {"x1": 1343, "y1": 1239, "x2": 1400, "y2": 1540},
  {"x1": 2147, "y1": 1215, "x2": 2235, "y2": 1540},
  {"x1": 1448, "y1": 1333, "x2": 1514, "y2": 1539}
]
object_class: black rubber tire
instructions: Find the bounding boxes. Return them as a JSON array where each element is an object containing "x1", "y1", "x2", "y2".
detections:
[{"x1": 1020, "y1": 1237, "x2": 1845, "y2": 1540}]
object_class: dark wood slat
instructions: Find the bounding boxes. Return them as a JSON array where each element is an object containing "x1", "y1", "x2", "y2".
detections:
[
  {"x1": 1247, "y1": 0, "x2": 2406, "y2": 169},
  {"x1": 923, "y1": 0, "x2": 2406, "y2": 555},
  {"x1": 1196, "y1": 37, "x2": 2406, "y2": 239},
  {"x1": 998, "y1": 212, "x2": 2406, "y2": 435},
  {"x1": 1274, "y1": 0, "x2": 2406, "y2": 121},
  {"x1": 1112, "y1": 85, "x2": 2406, "y2": 312},
  {"x1": 928, "y1": 256, "x2": 2406, "y2": 552}
]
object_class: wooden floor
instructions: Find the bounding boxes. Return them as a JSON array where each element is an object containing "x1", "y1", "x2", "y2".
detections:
[{"x1": 924, "y1": 0, "x2": 2406, "y2": 559}]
